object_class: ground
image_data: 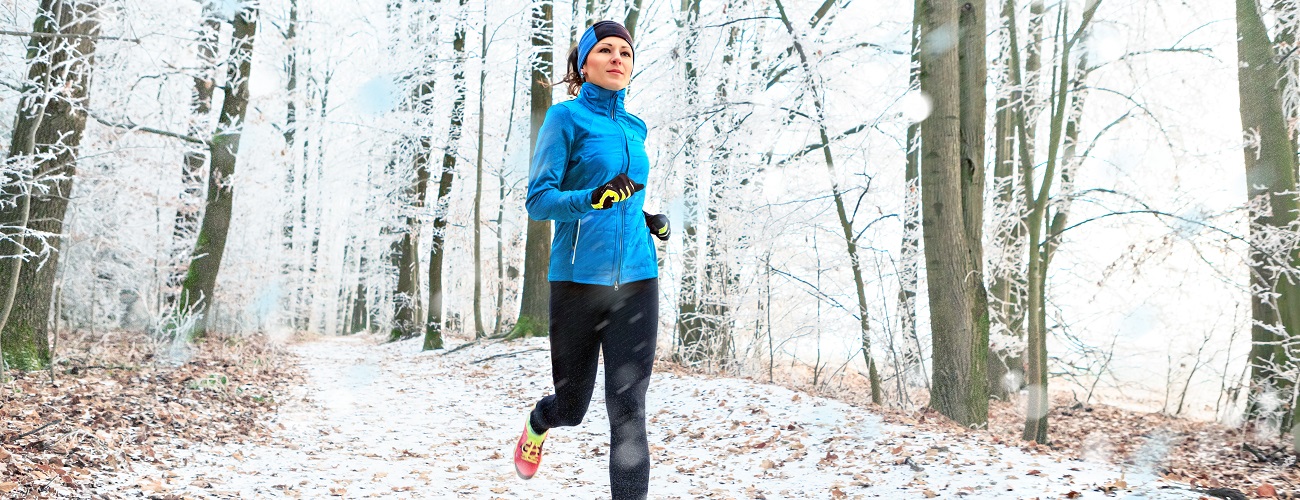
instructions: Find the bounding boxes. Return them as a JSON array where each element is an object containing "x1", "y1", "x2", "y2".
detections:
[{"x1": 80, "y1": 335, "x2": 1207, "y2": 499}]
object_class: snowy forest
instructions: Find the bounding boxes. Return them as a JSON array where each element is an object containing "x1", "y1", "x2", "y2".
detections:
[{"x1": 1, "y1": 0, "x2": 1298, "y2": 497}]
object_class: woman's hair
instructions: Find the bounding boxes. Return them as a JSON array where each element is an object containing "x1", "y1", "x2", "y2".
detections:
[{"x1": 559, "y1": 45, "x2": 584, "y2": 97}]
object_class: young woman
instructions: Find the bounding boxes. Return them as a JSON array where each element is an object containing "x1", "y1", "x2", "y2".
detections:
[{"x1": 514, "y1": 20, "x2": 669, "y2": 500}]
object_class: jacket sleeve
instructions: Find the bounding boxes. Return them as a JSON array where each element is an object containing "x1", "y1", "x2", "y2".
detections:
[{"x1": 526, "y1": 105, "x2": 594, "y2": 222}]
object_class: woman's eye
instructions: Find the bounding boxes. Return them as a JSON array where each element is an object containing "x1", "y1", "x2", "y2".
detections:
[{"x1": 622, "y1": 52, "x2": 631, "y2": 57}]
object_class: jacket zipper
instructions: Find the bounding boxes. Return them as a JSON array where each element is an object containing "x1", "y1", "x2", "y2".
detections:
[
  {"x1": 572, "y1": 219, "x2": 581, "y2": 265},
  {"x1": 612, "y1": 100, "x2": 628, "y2": 290}
]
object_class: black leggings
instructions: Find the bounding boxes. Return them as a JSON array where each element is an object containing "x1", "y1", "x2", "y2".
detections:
[{"x1": 529, "y1": 278, "x2": 658, "y2": 500}]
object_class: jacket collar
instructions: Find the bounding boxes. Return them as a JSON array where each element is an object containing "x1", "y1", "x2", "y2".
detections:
[{"x1": 577, "y1": 82, "x2": 625, "y2": 117}]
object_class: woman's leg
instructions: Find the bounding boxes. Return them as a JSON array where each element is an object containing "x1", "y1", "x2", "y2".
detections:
[
  {"x1": 531, "y1": 281, "x2": 605, "y2": 432},
  {"x1": 600, "y1": 279, "x2": 658, "y2": 500}
]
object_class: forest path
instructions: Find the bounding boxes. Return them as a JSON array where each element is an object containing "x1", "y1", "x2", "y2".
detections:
[{"x1": 105, "y1": 335, "x2": 1197, "y2": 499}]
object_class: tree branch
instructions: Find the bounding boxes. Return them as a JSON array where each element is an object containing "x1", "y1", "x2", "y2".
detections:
[
  {"x1": 0, "y1": 29, "x2": 139, "y2": 43},
  {"x1": 88, "y1": 110, "x2": 208, "y2": 146}
]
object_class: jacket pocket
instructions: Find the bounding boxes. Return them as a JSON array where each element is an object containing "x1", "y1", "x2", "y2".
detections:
[{"x1": 572, "y1": 219, "x2": 582, "y2": 264}]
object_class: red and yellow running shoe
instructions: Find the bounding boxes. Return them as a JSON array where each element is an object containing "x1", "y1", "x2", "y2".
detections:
[{"x1": 513, "y1": 418, "x2": 548, "y2": 480}]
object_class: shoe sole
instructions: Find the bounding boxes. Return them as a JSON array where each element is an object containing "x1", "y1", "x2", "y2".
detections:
[{"x1": 515, "y1": 463, "x2": 535, "y2": 480}]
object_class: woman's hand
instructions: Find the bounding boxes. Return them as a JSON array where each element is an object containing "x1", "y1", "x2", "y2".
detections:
[
  {"x1": 645, "y1": 212, "x2": 669, "y2": 241},
  {"x1": 590, "y1": 173, "x2": 644, "y2": 210}
]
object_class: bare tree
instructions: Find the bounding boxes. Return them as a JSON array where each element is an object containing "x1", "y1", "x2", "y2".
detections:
[
  {"x1": 424, "y1": 0, "x2": 471, "y2": 351},
  {"x1": 1236, "y1": 0, "x2": 1300, "y2": 442},
  {"x1": 511, "y1": 0, "x2": 554, "y2": 339},
  {"x1": 167, "y1": 2, "x2": 221, "y2": 310},
  {"x1": 918, "y1": 0, "x2": 988, "y2": 427},
  {"x1": 774, "y1": 0, "x2": 882, "y2": 404},
  {"x1": 174, "y1": 4, "x2": 259, "y2": 339},
  {"x1": 0, "y1": 0, "x2": 103, "y2": 369}
]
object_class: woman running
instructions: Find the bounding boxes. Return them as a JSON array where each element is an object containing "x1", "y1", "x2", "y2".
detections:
[{"x1": 513, "y1": 19, "x2": 669, "y2": 500}]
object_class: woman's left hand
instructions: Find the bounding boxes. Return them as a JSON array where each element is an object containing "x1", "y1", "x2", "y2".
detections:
[{"x1": 645, "y1": 212, "x2": 670, "y2": 241}]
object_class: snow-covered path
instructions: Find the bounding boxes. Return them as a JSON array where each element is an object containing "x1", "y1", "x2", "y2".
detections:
[{"x1": 106, "y1": 336, "x2": 1199, "y2": 499}]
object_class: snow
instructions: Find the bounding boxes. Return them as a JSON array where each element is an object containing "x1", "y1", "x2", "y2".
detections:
[{"x1": 100, "y1": 336, "x2": 1201, "y2": 499}]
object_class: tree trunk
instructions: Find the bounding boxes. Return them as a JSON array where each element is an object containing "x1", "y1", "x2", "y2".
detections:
[
  {"x1": 897, "y1": 0, "x2": 926, "y2": 393},
  {"x1": 774, "y1": 0, "x2": 882, "y2": 404},
  {"x1": 390, "y1": 230, "x2": 421, "y2": 340},
  {"x1": 919, "y1": 0, "x2": 986, "y2": 427},
  {"x1": 1237, "y1": 0, "x2": 1300, "y2": 439},
  {"x1": 0, "y1": 0, "x2": 102, "y2": 370},
  {"x1": 495, "y1": 54, "x2": 523, "y2": 337},
  {"x1": 624, "y1": 0, "x2": 644, "y2": 38},
  {"x1": 675, "y1": 0, "x2": 706, "y2": 365},
  {"x1": 987, "y1": 0, "x2": 1044, "y2": 402},
  {"x1": 175, "y1": 6, "x2": 258, "y2": 339},
  {"x1": 425, "y1": 0, "x2": 470, "y2": 351},
  {"x1": 1020, "y1": 0, "x2": 1100, "y2": 443},
  {"x1": 168, "y1": 5, "x2": 220, "y2": 309},
  {"x1": 472, "y1": 5, "x2": 488, "y2": 340},
  {"x1": 279, "y1": 0, "x2": 301, "y2": 328},
  {"x1": 699, "y1": 9, "x2": 744, "y2": 372},
  {"x1": 512, "y1": 0, "x2": 554, "y2": 339},
  {"x1": 959, "y1": 0, "x2": 991, "y2": 421}
]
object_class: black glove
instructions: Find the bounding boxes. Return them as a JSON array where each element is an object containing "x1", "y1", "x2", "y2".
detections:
[
  {"x1": 590, "y1": 173, "x2": 644, "y2": 210},
  {"x1": 645, "y1": 212, "x2": 669, "y2": 241}
]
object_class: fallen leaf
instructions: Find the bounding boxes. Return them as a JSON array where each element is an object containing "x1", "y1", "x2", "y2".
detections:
[{"x1": 1258, "y1": 483, "x2": 1278, "y2": 498}]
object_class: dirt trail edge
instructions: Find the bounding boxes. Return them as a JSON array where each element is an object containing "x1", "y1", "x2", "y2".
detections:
[{"x1": 98, "y1": 336, "x2": 1199, "y2": 499}]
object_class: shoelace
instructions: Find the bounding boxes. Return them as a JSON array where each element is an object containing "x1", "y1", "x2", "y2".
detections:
[{"x1": 521, "y1": 440, "x2": 543, "y2": 464}]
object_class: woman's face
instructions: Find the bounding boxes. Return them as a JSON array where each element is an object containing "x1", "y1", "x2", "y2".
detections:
[{"x1": 582, "y1": 36, "x2": 633, "y2": 92}]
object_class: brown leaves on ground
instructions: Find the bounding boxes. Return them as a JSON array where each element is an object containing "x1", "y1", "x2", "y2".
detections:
[
  {"x1": 866, "y1": 391, "x2": 1300, "y2": 498},
  {"x1": 0, "y1": 330, "x2": 299, "y2": 498}
]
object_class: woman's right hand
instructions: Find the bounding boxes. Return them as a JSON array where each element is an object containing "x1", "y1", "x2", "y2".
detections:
[{"x1": 590, "y1": 173, "x2": 644, "y2": 210}]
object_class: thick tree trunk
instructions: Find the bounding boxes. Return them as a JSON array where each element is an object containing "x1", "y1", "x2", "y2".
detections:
[
  {"x1": 167, "y1": 6, "x2": 220, "y2": 309},
  {"x1": 425, "y1": 0, "x2": 470, "y2": 351},
  {"x1": 0, "y1": 0, "x2": 101, "y2": 370},
  {"x1": 774, "y1": 0, "x2": 882, "y2": 403},
  {"x1": 1236, "y1": 0, "x2": 1300, "y2": 438},
  {"x1": 175, "y1": 6, "x2": 258, "y2": 339},
  {"x1": 919, "y1": 0, "x2": 986, "y2": 427},
  {"x1": 513, "y1": 0, "x2": 554, "y2": 339}
]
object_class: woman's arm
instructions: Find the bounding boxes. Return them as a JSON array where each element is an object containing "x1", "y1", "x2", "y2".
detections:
[{"x1": 526, "y1": 106, "x2": 594, "y2": 223}]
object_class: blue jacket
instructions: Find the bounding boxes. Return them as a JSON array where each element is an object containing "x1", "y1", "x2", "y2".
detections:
[{"x1": 526, "y1": 82, "x2": 657, "y2": 287}]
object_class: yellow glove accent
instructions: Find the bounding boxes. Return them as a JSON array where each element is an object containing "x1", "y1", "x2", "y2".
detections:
[
  {"x1": 593, "y1": 189, "x2": 624, "y2": 209},
  {"x1": 657, "y1": 225, "x2": 668, "y2": 235}
]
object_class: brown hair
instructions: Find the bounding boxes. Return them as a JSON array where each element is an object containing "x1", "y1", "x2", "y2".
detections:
[{"x1": 559, "y1": 45, "x2": 584, "y2": 96}]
